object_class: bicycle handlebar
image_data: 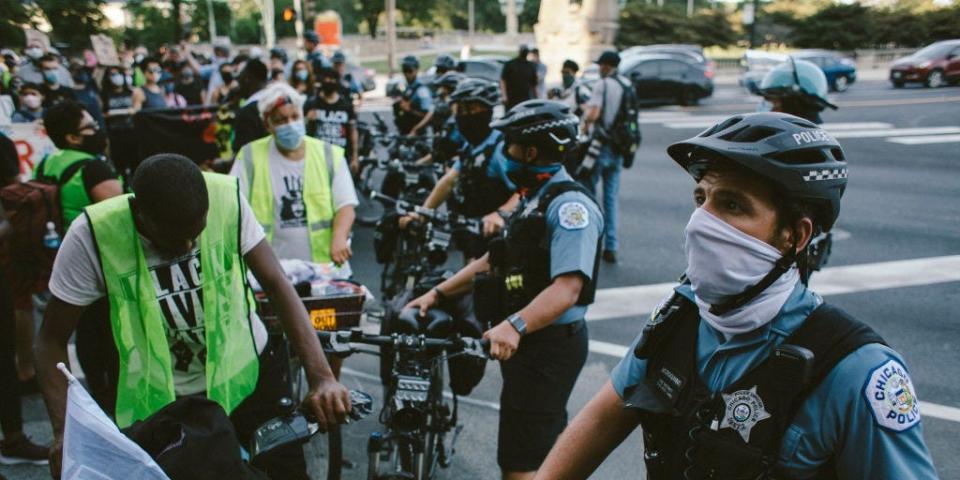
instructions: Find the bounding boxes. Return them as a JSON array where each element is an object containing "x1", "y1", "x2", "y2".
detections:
[
  {"x1": 370, "y1": 191, "x2": 483, "y2": 234},
  {"x1": 318, "y1": 329, "x2": 490, "y2": 359}
]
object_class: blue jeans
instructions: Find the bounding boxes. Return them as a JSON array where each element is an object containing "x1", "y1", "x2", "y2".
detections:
[{"x1": 584, "y1": 144, "x2": 621, "y2": 252}]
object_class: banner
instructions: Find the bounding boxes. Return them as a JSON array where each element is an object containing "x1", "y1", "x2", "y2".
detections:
[
  {"x1": 0, "y1": 122, "x2": 57, "y2": 179},
  {"x1": 24, "y1": 29, "x2": 51, "y2": 50},
  {"x1": 133, "y1": 105, "x2": 231, "y2": 169}
]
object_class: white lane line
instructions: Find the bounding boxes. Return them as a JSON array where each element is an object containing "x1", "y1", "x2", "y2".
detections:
[
  {"x1": 586, "y1": 255, "x2": 960, "y2": 321},
  {"x1": 920, "y1": 402, "x2": 960, "y2": 423},
  {"x1": 589, "y1": 340, "x2": 630, "y2": 358},
  {"x1": 340, "y1": 367, "x2": 500, "y2": 411},
  {"x1": 887, "y1": 134, "x2": 960, "y2": 145},
  {"x1": 832, "y1": 126, "x2": 960, "y2": 139}
]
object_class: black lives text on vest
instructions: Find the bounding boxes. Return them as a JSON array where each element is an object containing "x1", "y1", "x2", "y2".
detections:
[
  {"x1": 449, "y1": 142, "x2": 512, "y2": 218},
  {"x1": 474, "y1": 181, "x2": 601, "y2": 326},
  {"x1": 626, "y1": 292, "x2": 885, "y2": 480}
]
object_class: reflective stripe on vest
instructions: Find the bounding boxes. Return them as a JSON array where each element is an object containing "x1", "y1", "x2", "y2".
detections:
[
  {"x1": 239, "y1": 136, "x2": 340, "y2": 263},
  {"x1": 35, "y1": 149, "x2": 95, "y2": 227},
  {"x1": 86, "y1": 172, "x2": 258, "y2": 428}
]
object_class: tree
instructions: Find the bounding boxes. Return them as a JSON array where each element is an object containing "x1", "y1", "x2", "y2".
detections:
[
  {"x1": 618, "y1": 3, "x2": 737, "y2": 48},
  {"x1": 35, "y1": 0, "x2": 107, "y2": 51},
  {"x1": 0, "y1": 0, "x2": 32, "y2": 48},
  {"x1": 791, "y1": 3, "x2": 874, "y2": 51}
]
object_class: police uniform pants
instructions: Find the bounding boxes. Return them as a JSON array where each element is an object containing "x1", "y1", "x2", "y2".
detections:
[
  {"x1": 498, "y1": 320, "x2": 588, "y2": 472},
  {"x1": 230, "y1": 342, "x2": 309, "y2": 480}
]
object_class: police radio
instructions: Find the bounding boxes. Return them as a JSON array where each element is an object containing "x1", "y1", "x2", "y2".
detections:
[{"x1": 769, "y1": 344, "x2": 815, "y2": 392}]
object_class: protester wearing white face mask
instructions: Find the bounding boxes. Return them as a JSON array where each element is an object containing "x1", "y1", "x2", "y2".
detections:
[
  {"x1": 230, "y1": 82, "x2": 357, "y2": 267},
  {"x1": 536, "y1": 112, "x2": 938, "y2": 480},
  {"x1": 11, "y1": 83, "x2": 44, "y2": 123},
  {"x1": 15, "y1": 43, "x2": 74, "y2": 89}
]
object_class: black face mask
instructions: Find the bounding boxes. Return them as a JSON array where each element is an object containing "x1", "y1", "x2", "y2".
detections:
[
  {"x1": 321, "y1": 82, "x2": 339, "y2": 95},
  {"x1": 78, "y1": 129, "x2": 107, "y2": 156},
  {"x1": 456, "y1": 110, "x2": 493, "y2": 145},
  {"x1": 220, "y1": 71, "x2": 233, "y2": 83}
]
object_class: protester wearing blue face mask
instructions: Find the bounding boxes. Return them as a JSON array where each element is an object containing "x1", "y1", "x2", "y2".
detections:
[
  {"x1": 230, "y1": 82, "x2": 358, "y2": 267},
  {"x1": 38, "y1": 54, "x2": 75, "y2": 108}
]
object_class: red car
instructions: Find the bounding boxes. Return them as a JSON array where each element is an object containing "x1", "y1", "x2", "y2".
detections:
[{"x1": 889, "y1": 39, "x2": 960, "y2": 88}]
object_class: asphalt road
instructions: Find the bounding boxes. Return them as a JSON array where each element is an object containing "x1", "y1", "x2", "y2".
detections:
[{"x1": 3, "y1": 78, "x2": 958, "y2": 480}]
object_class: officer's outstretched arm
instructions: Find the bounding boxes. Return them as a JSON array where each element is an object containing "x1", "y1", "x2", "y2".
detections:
[
  {"x1": 536, "y1": 381, "x2": 642, "y2": 480},
  {"x1": 244, "y1": 240, "x2": 351, "y2": 428},
  {"x1": 423, "y1": 168, "x2": 458, "y2": 210},
  {"x1": 405, "y1": 253, "x2": 490, "y2": 315}
]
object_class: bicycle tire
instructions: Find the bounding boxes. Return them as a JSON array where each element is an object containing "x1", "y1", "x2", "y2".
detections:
[{"x1": 355, "y1": 160, "x2": 387, "y2": 226}]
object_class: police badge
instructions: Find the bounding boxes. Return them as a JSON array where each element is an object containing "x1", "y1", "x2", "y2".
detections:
[{"x1": 719, "y1": 386, "x2": 772, "y2": 442}]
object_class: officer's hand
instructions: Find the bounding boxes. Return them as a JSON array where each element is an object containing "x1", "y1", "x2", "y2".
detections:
[
  {"x1": 481, "y1": 211, "x2": 505, "y2": 237},
  {"x1": 398, "y1": 213, "x2": 421, "y2": 230},
  {"x1": 483, "y1": 321, "x2": 520, "y2": 361},
  {"x1": 307, "y1": 109, "x2": 318, "y2": 120},
  {"x1": 303, "y1": 377, "x2": 351, "y2": 431},
  {"x1": 48, "y1": 435, "x2": 63, "y2": 479},
  {"x1": 404, "y1": 289, "x2": 439, "y2": 317},
  {"x1": 331, "y1": 236, "x2": 352, "y2": 264}
]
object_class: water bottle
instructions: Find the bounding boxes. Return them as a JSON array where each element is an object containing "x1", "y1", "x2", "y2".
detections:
[{"x1": 42, "y1": 221, "x2": 61, "y2": 249}]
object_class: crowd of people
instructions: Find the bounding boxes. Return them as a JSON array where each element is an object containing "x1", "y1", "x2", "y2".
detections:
[{"x1": 0, "y1": 30, "x2": 941, "y2": 480}]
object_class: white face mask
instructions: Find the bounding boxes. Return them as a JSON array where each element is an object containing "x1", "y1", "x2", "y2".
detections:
[{"x1": 684, "y1": 207, "x2": 799, "y2": 336}]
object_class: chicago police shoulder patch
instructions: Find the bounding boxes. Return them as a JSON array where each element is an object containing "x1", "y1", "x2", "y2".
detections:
[
  {"x1": 558, "y1": 202, "x2": 589, "y2": 230},
  {"x1": 864, "y1": 359, "x2": 920, "y2": 432}
]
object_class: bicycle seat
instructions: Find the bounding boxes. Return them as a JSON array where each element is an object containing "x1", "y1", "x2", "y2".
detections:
[{"x1": 398, "y1": 307, "x2": 453, "y2": 338}]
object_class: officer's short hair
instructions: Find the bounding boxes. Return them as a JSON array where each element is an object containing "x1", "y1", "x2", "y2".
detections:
[
  {"x1": 562, "y1": 60, "x2": 579, "y2": 72},
  {"x1": 132, "y1": 154, "x2": 209, "y2": 227},
  {"x1": 257, "y1": 82, "x2": 305, "y2": 119}
]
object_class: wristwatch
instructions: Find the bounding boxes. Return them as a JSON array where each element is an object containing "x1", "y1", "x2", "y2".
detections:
[{"x1": 506, "y1": 313, "x2": 527, "y2": 336}]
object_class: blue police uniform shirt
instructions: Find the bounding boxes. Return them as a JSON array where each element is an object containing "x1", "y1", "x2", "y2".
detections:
[
  {"x1": 525, "y1": 168, "x2": 602, "y2": 326},
  {"x1": 610, "y1": 283, "x2": 939, "y2": 479},
  {"x1": 451, "y1": 130, "x2": 507, "y2": 180},
  {"x1": 406, "y1": 79, "x2": 433, "y2": 113}
]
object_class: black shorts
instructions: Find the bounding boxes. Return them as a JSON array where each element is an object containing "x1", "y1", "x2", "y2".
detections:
[{"x1": 497, "y1": 320, "x2": 589, "y2": 472}]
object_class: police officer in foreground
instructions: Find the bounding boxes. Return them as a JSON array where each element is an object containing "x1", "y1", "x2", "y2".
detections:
[
  {"x1": 400, "y1": 79, "x2": 519, "y2": 262},
  {"x1": 535, "y1": 112, "x2": 938, "y2": 480},
  {"x1": 406, "y1": 100, "x2": 602, "y2": 479},
  {"x1": 759, "y1": 58, "x2": 837, "y2": 125},
  {"x1": 394, "y1": 55, "x2": 434, "y2": 136}
]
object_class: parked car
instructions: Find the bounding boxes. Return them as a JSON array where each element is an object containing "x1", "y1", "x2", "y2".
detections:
[
  {"x1": 622, "y1": 44, "x2": 716, "y2": 80},
  {"x1": 739, "y1": 50, "x2": 787, "y2": 94},
  {"x1": 889, "y1": 39, "x2": 960, "y2": 88},
  {"x1": 456, "y1": 57, "x2": 506, "y2": 82},
  {"x1": 794, "y1": 50, "x2": 857, "y2": 92},
  {"x1": 617, "y1": 54, "x2": 714, "y2": 106}
]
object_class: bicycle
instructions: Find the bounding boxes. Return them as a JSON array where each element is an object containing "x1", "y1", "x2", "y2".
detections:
[{"x1": 318, "y1": 321, "x2": 490, "y2": 480}]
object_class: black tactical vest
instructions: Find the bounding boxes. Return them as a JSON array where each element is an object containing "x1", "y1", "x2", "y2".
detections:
[
  {"x1": 475, "y1": 181, "x2": 601, "y2": 325},
  {"x1": 627, "y1": 292, "x2": 885, "y2": 480},
  {"x1": 450, "y1": 140, "x2": 513, "y2": 218}
]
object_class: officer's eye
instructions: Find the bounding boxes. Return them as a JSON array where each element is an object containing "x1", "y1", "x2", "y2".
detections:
[{"x1": 725, "y1": 201, "x2": 743, "y2": 213}]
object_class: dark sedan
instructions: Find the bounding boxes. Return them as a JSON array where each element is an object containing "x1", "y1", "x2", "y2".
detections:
[
  {"x1": 620, "y1": 54, "x2": 714, "y2": 106},
  {"x1": 795, "y1": 50, "x2": 857, "y2": 92}
]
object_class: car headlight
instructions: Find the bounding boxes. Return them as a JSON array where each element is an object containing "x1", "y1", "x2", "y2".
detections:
[{"x1": 917, "y1": 60, "x2": 932, "y2": 69}]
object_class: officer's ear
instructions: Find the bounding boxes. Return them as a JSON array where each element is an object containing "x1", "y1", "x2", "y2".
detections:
[{"x1": 776, "y1": 217, "x2": 813, "y2": 256}]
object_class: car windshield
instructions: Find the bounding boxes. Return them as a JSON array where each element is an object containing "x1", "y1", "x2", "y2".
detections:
[{"x1": 913, "y1": 42, "x2": 956, "y2": 60}]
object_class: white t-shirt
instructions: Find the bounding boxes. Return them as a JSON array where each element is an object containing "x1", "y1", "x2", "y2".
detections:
[
  {"x1": 229, "y1": 138, "x2": 358, "y2": 261},
  {"x1": 49, "y1": 196, "x2": 268, "y2": 396}
]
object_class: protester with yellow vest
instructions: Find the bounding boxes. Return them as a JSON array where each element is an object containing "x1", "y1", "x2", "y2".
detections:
[
  {"x1": 35, "y1": 154, "x2": 351, "y2": 480},
  {"x1": 230, "y1": 82, "x2": 357, "y2": 265}
]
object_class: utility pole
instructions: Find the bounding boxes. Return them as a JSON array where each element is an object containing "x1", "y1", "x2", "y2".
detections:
[
  {"x1": 261, "y1": 0, "x2": 276, "y2": 49},
  {"x1": 506, "y1": 0, "x2": 518, "y2": 37},
  {"x1": 293, "y1": 0, "x2": 305, "y2": 53},
  {"x1": 687, "y1": 0, "x2": 694, "y2": 17},
  {"x1": 387, "y1": 0, "x2": 397, "y2": 76},
  {"x1": 469, "y1": 0, "x2": 475, "y2": 38},
  {"x1": 206, "y1": 0, "x2": 217, "y2": 41},
  {"x1": 748, "y1": 0, "x2": 759, "y2": 48}
]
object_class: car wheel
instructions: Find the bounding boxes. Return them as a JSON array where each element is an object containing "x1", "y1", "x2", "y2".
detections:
[
  {"x1": 679, "y1": 88, "x2": 699, "y2": 106},
  {"x1": 834, "y1": 75, "x2": 849, "y2": 92},
  {"x1": 925, "y1": 69, "x2": 945, "y2": 88}
]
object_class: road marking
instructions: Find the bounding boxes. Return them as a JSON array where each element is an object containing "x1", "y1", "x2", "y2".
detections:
[
  {"x1": 887, "y1": 134, "x2": 960, "y2": 145},
  {"x1": 586, "y1": 255, "x2": 960, "y2": 321},
  {"x1": 921, "y1": 402, "x2": 960, "y2": 424},
  {"x1": 589, "y1": 340, "x2": 630, "y2": 358},
  {"x1": 831, "y1": 126, "x2": 960, "y2": 139}
]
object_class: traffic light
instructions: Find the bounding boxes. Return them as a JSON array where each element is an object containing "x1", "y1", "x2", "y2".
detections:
[{"x1": 282, "y1": 6, "x2": 296, "y2": 22}]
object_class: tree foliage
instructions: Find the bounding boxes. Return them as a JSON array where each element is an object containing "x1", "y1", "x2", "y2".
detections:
[
  {"x1": 618, "y1": 3, "x2": 737, "y2": 48},
  {"x1": 34, "y1": 0, "x2": 107, "y2": 50},
  {"x1": 0, "y1": 0, "x2": 32, "y2": 47}
]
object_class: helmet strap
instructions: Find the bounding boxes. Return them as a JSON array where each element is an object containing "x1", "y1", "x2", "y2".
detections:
[{"x1": 709, "y1": 252, "x2": 797, "y2": 316}]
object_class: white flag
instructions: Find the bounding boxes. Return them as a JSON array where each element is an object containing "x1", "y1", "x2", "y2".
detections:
[{"x1": 58, "y1": 363, "x2": 170, "y2": 480}]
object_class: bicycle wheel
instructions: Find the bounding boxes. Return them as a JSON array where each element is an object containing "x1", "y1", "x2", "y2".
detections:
[{"x1": 355, "y1": 159, "x2": 387, "y2": 226}]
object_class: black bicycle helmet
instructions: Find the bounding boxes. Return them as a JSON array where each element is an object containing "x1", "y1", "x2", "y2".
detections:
[
  {"x1": 401, "y1": 55, "x2": 419, "y2": 70},
  {"x1": 449, "y1": 78, "x2": 499, "y2": 107},
  {"x1": 269, "y1": 47, "x2": 288, "y2": 64},
  {"x1": 431, "y1": 71, "x2": 466, "y2": 91},
  {"x1": 667, "y1": 112, "x2": 847, "y2": 232},
  {"x1": 434, "y1": 54, "x2": 457, "y2": 73},
  {"x1": 491, "y1": 99, "x2": 579, "y2": 154}
]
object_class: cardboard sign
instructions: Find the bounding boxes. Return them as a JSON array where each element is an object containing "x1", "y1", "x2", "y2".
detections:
[
  {"x1": 24, "y1": 29, "x2": 51, "y2": 50},
  {"x1": 1, "y1": 122, "x2": 56, "y2": 180},
  {"x1": 90, "y1": 34, "x2": 121, "y2": 66}
]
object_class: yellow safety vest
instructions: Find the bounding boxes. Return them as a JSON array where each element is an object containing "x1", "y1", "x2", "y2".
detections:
[
  {"x1": 86, "y1": 172, "x2": 259, "y2": 428},
  {"x1": 237, "y1": 136, "x2": 342, "y2": 263}
]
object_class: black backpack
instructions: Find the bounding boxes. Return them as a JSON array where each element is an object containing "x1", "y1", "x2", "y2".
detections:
[{"x1": 599, "y1": 76, "x2": 641, "y2": 167}]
